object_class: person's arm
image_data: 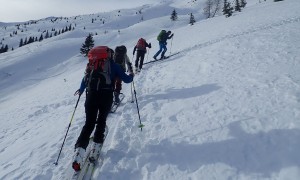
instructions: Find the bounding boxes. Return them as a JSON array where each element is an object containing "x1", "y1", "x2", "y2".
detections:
[
  {"x1": 133, "y1": 46, "x2": 137, "y2": 55},
  {"x1": 113, "y1": 62, "x2": 134, "y2": 83},
  {"x1": 146, "y1": 42, "x2": 152, "y2": 48},
  {"x1": 168, "y1": 33, "x2": 174, "y2": 39},
  {"x1": 80, "y1": 78, "x2": 86, "y2": 93},
  {"x1": 74, "y1": 77, "x2": 86, "y2": 96}
]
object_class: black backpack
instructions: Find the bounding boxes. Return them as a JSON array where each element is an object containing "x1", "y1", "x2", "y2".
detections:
[{"x1": 114, "y1": 45, "x2": 127, "y2": 65}]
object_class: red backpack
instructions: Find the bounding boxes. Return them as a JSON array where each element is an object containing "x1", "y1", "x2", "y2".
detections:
[
  {"x1": 87, "y1": 46, "x2": 110, "y2": 70},
  {"x1": 85, "y1": 46, "x2": 112, "y2": 91},
  {"x1": 136, "y1": 38, "x2": 146, "y2": 50}
]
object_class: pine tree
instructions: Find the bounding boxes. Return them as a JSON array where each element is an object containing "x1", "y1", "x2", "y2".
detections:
[
  {"x1": 203, "y1": 0, "x2": 213, "y2": 18},
  {"x1": 28, "y1": 37, "x2": 34, "y2": 44},
  {"x1": 170, "y1": 9, "x2": 178, "y2": 21},
  {"x1": 24, "y1": 37, "x2": 28, "y2": 45},
  {"x1": 19, "y1": 38, "x2": 23, "y2": 47},
  {"x1": 189, "y1": 13, "x2": 196, "y2": 25},
  {"x1": 223, "y1": 0, "x2": 234, "y2": 17},
  {"x1": 39, "y1": 34, "x2": 44, "y2": 42},
  {"x1": 240, "y1": 0, "x2": 247, "y2": 8},
  {"x1": 80, "y1": 33, "x2": 94, "y2": 57},
  {"x1": 4, "y1": 45, "x2": 8, "y2": 52},
  {"x1": 235, "y1": 0, "x2": 241, "y2": 12},
  {"x1": 45, "y1": 30, "x2": 49, "y2": 39}
]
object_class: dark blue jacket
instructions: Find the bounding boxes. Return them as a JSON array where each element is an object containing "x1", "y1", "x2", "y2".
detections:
[{"x1": 79, "y1": 59, "x2": 133, "y2": 94}]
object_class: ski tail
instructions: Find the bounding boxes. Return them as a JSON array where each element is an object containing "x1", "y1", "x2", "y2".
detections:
[
  {"x1": 110, "y1": 93, "x2": 125, "y2": 113},
  {"x1": 69, "y1": 126, "x2": 109, "y2": 179}
]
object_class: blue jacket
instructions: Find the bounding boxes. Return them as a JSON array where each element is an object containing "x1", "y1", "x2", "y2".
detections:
[{"x1": 79, "y1": 59, "x2": 133, "y2": 94}]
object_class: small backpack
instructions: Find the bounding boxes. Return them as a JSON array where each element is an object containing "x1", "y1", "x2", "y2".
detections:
[
  {"x1": 114, "y1": 45, "x2": 127, "y2": 65},
  {"x1": 136, "y1": 38, "x2": 146, "y2": 50},
  {"x1": 85, "y1": 46, "x2": 112, "y2": 91},
  {"x1": 157, "y1": 30, "x2": 166, "y2": 41}
]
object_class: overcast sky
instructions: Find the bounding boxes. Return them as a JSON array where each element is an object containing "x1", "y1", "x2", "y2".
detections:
[{"x1": 0, "y1": 0, "x2": 152, "y2": 22}]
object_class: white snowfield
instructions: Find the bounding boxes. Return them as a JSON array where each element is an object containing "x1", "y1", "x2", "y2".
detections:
[{"x1": 0, "y1": 0, "x2": 300, "y2": 179}]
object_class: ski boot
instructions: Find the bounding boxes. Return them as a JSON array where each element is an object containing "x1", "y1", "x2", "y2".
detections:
[
  {"x1": 89, "y1": 143, "x2": 102, "y2": 162},
  {"x1": 160, "y1": 56, "x2": 167, "y2": 60},
  {"x1": 114, "y1": 92, "x2": 120, "y2": 104}
]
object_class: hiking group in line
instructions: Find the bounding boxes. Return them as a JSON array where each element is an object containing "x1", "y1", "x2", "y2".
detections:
[{"x1": 70, "y1": 30, "x2": 174, "y2": 172}]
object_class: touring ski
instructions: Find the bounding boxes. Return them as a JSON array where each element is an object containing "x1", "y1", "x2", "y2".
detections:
[
  {"x1": 69, "y1": 126, "x2": 108, "y2": 180},
  {"x1": 110, "y1": 93, "x2": 125, "y2": 113},
  {"x1": 144, "y1": 52, "x2": 180, "y2": 65}
]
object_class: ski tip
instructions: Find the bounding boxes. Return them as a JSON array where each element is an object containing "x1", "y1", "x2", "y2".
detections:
[{"x1": 72, "y1": 162, "x2": 81, "y2": 172}]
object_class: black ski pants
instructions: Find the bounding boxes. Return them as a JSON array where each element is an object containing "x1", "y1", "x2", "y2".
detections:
[
  {"x1": 75, "y1": 90, "x2": 113, "y2": 149},
  {"x1": 135, "y1": 50, "x2": 146, "y2": 69}
]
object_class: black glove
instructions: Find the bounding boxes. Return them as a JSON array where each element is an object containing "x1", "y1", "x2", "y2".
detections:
[
  {"x1": 74, "y1": 89, "x2": 82, "y2": 96},
  {"x1": 129, "y1": 72, "x2": 135, "y2": 77},
  {"x1": 149, "y1": 43, "x2": 152, "y2": 48}
]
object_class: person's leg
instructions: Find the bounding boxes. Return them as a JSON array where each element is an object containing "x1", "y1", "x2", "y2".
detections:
[
  {"x1": 135, "y1": 54, "x2": 139, "y2": 69},
  {"x1": 153, "y1": 42, "x2": 164, "y2": 59},
  {"x1": 114, "y1": 77, "x2": 122, "y2": 103},
  {"x1": 160, "y1": 44, "x2": 167, "y2": 59},
  {"x1": 75, "y1": 92, "x2": 98, "y2": 150},
  {"x1": 135, "y1": 51, "x2": 142, "y2": 70},
  {"x1": 93, "y1": 91, "x2": 113, "y2": 144},
  {"x1": 139, "y1": 52, "x2": 146, "y2": 69}
]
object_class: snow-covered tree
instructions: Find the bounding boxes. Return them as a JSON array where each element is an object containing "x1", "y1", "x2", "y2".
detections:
[
  {"x1": 240, "y1": 0, "x2": 247, "y2": 8},
  {"x1": 223, "y1": 0, "x2": 234, "y2": 17},
  {"x1": 235, "y1": 0, "x2": 242, "y2": 12},
  {"x1": 203, "y1": 0, "x2": 222, "y2": 18}
]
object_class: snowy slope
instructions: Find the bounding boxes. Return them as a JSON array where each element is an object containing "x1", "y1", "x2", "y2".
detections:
[{"x1": 1, "y1": 0, "x2": 300, "y2": 180}]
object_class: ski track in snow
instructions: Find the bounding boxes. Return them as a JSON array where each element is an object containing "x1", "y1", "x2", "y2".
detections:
[{"x1": 94, "y1": 13, "x2": 300, "y2": 179}]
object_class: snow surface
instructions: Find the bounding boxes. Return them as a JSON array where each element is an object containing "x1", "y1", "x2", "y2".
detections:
[{"x1": 1, "y1": 0, "x2": 300, "y2": 179}]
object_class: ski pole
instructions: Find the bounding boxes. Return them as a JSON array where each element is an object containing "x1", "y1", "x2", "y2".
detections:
[
  {"x1": 54, "y1": 94, "x2": 81, "y2": 166},
  {"x1": 130, "y1": 55, "x2": 135, "y2": 103},
  {"x1": 169, "y1": 36, "x2": 174, "y2": 56},
  {"x1": 132, "y1": 80, "x2": 144, "y2": 131},
  {"x1": 146, "y1": 49, "x2": 150, "y2": 63},
  {"x1": 131, "y1": 82, "x2": 134, "y2": 103}
]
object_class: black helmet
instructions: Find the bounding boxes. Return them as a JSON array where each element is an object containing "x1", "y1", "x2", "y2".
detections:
[{"x1": 167, "y1": 31, "x2": 171, "y2": 34}]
